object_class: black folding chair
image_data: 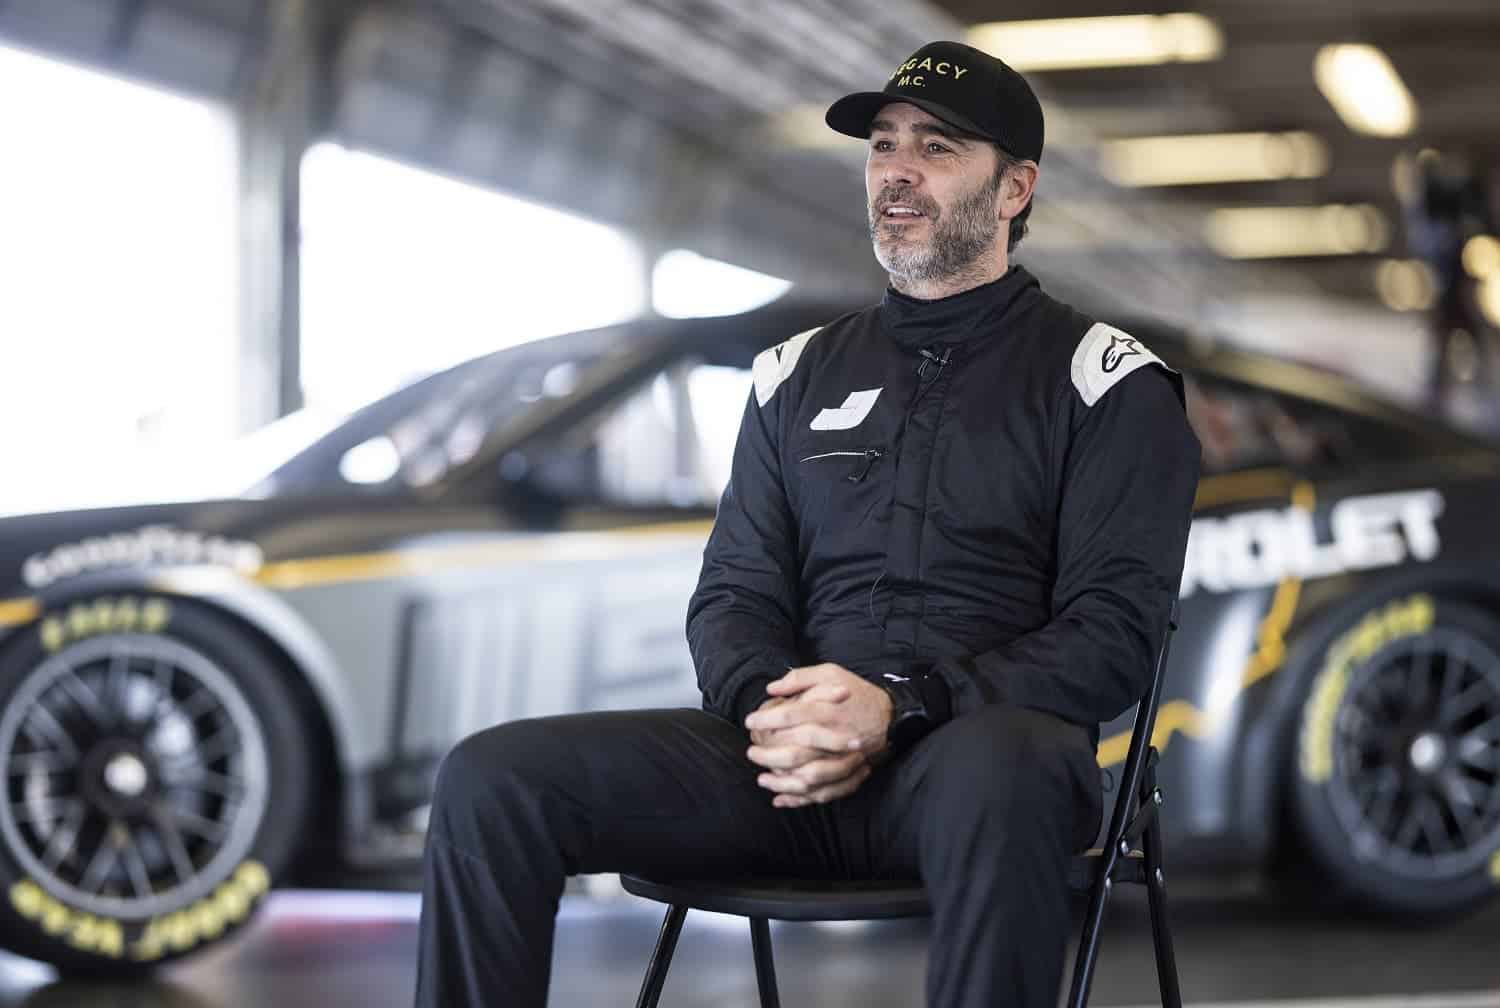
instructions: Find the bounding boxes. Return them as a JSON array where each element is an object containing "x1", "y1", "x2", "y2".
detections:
[{"x1": 622, "y1": 607, "x2": 1183, "y2": 1008}]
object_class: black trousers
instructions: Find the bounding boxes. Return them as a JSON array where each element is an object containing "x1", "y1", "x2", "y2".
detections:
[{"x1": 414, "y1": 704, "x2": 1102, "y2": 1008}]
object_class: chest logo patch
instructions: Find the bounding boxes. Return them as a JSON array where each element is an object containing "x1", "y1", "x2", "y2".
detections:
[
  {"x1": 810, "y1": 388, "x2": 882, "y2": 430},
  {"x1": 1071, "y1": 322, "x2": 1168, "y2": 406}
]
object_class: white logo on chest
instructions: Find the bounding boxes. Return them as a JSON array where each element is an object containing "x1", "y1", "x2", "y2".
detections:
[{"x1": 810, "y1": 388, "x2": 882, "y2": 430}]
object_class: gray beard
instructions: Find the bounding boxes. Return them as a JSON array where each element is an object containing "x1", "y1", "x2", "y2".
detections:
[{"x1": 868, "y1": 173, "x2": 1002, "y2": 286}]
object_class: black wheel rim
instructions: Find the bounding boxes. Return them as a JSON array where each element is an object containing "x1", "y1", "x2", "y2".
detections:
[
  {"x1": 1330, "y1": 626, "x2": 1500, "y2": 881},
  {"x1": 0, "y1": 633, "x2": 269, "y2": 920}
]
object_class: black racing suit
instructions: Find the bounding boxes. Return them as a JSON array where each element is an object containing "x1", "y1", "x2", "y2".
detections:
[
  {"x1": 690, "y1": 265, "x2": 1198, "y2": 744},
  {"x1": 415, "y1": 266, "x2": 1201, "y2": 1008}
]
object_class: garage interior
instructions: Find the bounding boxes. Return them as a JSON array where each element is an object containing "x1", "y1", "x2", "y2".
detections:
[{"x1": 2, "y1": 0, "x2": 1500, "y2": 1005}]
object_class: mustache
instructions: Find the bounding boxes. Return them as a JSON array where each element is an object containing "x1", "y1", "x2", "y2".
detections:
[{"x1": 871, "y1": 187, "x2": 940, "y2": 219}]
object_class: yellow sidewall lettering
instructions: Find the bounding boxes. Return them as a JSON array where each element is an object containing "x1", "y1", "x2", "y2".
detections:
[
  {"x1": 127, "y1": 860, "x2": 269, "y2": 961},
  {"x1": 10, "y1": 881, "x2": 131, "y2": 958},
  {"x1": 40, "y1": 597, "x2": 173, "y2": 653},
  {"x1": 7, "y1": 860, "x2": 267, "y2": 961},
  {"x1": 1300, "y1": 595, "x2": 1434, "y2": 783}
]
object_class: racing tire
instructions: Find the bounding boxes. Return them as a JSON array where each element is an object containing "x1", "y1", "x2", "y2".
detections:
[
  {"x1": 1289, "y1": 592, "x2": 1500, "y2": 918},
  {"x1": 0, "y1": 593, "x2": 315, "y2": 974}
]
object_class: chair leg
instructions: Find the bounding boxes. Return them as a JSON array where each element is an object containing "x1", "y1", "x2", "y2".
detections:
[
  {"x1": 749, "y1": 917, "x2": 781, "y2": 1008},
  {"x1": 1142, "y1": 821, "x2": 1182, "y2": 1008},
  {"x1": 634, "y1": 905, "x2": 688, "y2": 1008},
  {"x1": 1066, "y1": 869, "x2": 1112, "y2": 1008}
]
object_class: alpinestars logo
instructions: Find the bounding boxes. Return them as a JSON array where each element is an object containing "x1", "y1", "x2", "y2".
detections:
[{"x1": 1101, "y1": 334, "x2": 1143, "y2": 373}]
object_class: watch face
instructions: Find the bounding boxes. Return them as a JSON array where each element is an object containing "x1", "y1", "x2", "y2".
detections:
[
  {"x1": 884, "y1": 681, "x2": 925, "y2": 719},
  {"x1": 888, "y1": 709, "x2": 932, "y2": 750}
]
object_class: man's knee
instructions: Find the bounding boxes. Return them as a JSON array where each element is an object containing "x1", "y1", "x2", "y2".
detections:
[
  {"x1": 927, "y1": 704, "x2": 1090, "y2": 772},
  {"x1": 433, "y1": 718, "x2": 567, "y2": 818},
  {"x1": 914, "y1": 705, "x2": 1099, "y2": 842}
]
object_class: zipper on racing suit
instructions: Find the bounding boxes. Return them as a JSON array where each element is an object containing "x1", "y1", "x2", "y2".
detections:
[{"x1": 799, "y1": 448, "x2": 886, "y2": 482}]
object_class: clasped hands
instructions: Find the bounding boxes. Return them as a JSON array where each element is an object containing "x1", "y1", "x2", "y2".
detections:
[{"x1": 743, "y1": 662, "x2": 892, "y2": 809}]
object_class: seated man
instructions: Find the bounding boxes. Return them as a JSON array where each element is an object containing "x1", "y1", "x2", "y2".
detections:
[{"x1": 415, "y1": 40, "x2": 1200, "y2": 1008}]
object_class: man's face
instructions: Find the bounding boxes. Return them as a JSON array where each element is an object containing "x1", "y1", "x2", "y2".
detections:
[{"x1": 865, "y1": 102, "x2": 1006, "y2": 284}]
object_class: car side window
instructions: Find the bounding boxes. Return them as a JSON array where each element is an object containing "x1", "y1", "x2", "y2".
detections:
[
  {"x1": 1184, "y1": 372, "x2": 1354, "y2": 474},
  {"x1": 524, "y1": 359, "x2": 753, "y2": 510}
]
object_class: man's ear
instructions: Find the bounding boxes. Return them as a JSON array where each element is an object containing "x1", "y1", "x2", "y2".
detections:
[{"x1": 1001, "y1": 162, "x2": 1039, "y2": 220}]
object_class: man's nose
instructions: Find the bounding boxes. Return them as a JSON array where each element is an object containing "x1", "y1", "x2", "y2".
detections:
[{"x1": 880, "y1": 150, "x2": 921, "y2": 189}]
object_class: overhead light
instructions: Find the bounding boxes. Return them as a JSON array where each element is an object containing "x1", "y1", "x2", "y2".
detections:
[
  {"x1": 1480, "y1": 276, "x2": 1500, "y2": 328},
  {"x1": 966, "y1": 14, "x2": 1222, "y2": 72},
  {"x1": 1205, "y1": 204, "x2": 1389, "y2": 259},
  {"x1": 1099, "y1": 132, "x2": 1328, "y2": 187},
  {"x1": 1374, "y1": 259, "x2": 1436, "y2": 312},
  {"x1": 769, "y1": 103, "x2": 851, "y2": 151},
  {"x1": 1314, "y1": 44, "x2": 1417, "y2": 137},
  {"x1": 1462, "y1": 235, "x2": 1500, "y2": 279}
]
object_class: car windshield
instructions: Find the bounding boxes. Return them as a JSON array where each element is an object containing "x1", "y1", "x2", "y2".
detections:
[{"x1": 244, "y1": 330, "x2": 626, "y2": 499}]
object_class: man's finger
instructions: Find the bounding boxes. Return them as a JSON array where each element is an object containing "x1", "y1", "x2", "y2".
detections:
[
  {"x1": 746, "y1": 744, "x2": 827, "y2": 771},
  {"x1": 790, "y1": 752, "x2": 867, "y2": 788},
  {"x1": 804, "y1": 682, "x2": 850, "y2": 704},
  {"x1": 751, "y1": 695, "x2": 788, "y2": 714},
  {"x1": 763, "y1": 665, "x2": 812, "y2": 697},
  {"x1": 751, "y1": 722, "x2": 827, "y2": 747},
  {"x1": 745, "y1": 700, "x2": 844, "y2": 734},
  {"x1": 773, "y1": 722, "x2": 856, "y2": 752},
  {"x1": 757, "y1": 752, "x2": 865, "y2": 793},
  {"x1": 756, "y1": 771, "x2": 810, "y2": 795},
  {"x1": 764, "y1": 681, "x2": 849, "y2": 706},
  {"x1": 765, "y1": 662, "x2": 848, "y2": 697},
  {"x1": 772, "y1": 765, "x2": 871, "y2": 807}
]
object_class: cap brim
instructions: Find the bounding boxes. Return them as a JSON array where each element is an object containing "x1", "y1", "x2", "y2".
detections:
[{"x1": 824, "y1": 91, "x2": 995, "y2": 145}]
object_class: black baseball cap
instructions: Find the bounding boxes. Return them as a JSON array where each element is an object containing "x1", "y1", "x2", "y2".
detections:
[{"x1": 826, "y1": 41, "x2": 1044, "y2": 163}]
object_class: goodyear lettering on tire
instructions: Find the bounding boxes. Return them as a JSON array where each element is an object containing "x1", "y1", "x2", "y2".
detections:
[
  {"x1": 8, "y1": 860, "x2": 268, "y2": 961},
  {"x1": 39, "y1": 597, "x2": 171, "y2": 653},
  {"x1": 1299, "y1": 594, "x2": 1434, "y2": 783}
]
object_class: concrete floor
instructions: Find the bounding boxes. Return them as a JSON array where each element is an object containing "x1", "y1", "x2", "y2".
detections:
[{"x1": 3, "y1": 881, "x2": 1500, "y2": 1007}]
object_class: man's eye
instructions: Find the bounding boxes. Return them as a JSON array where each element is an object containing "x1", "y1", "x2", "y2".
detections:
[
  {"x1": 927, "y1": 142, "x2": 949, "y2": 154},
  {"x1": 872, "y1": 139, "x2": 893, "y2": 152}
]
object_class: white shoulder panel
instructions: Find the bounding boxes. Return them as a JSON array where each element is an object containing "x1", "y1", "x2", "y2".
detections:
[
  {"x1": 752, "y1": 326, "x2": 821, "y2": 407},
  {"x1": 1070, "y1": 322, "x2": 1166, "y2": 407}
]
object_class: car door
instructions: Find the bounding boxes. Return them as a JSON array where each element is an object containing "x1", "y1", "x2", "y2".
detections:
[{"x1": 388, "y1": 351, "x2": 756, "y2": 758}]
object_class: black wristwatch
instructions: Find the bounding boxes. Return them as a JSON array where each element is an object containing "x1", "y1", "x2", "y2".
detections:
[{"x1": 880, "y1": 676, "x2": 934, "y2": 751}]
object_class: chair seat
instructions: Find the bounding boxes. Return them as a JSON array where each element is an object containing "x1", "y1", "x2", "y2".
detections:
[
  {"x1": 620, "y1": 874, "x2": 929, "y2": 921},
  {"x1": 622, "y1": 847, "x2": 1146, "y2": 922}
]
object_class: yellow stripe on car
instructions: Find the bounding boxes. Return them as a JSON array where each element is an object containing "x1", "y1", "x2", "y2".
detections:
[
  {"x1": 0, "y1": 470, "x2": 1286, "y2": 623},
  {"x1": 251, "y1": 520, "x2": 716, "y2": 591},
  {"x1": 1192, "y1": 467, "x2": 1296, "y2": 511},
  {"x1": 1096, "y1": 480, "x2": 1314, "y2": 767},
  {"x1": 0, "y1": 471, "x2": 1303, "y2": 767},
  {"x1": 0, "y1": 597, "x2": 39, "y2": 628}
]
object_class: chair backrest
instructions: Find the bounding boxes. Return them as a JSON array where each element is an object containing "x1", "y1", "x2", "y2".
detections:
[{"x1": 1091, "y1": 601, "x2": 1178, "y2": 861}]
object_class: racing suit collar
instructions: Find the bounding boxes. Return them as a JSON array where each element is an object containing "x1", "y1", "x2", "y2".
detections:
[{"x1": 880, "y1": 265, "x2": 1039, "y2": 349}]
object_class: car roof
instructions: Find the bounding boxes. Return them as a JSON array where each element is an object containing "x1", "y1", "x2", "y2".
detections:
[
  {"x1": 270, "y1": 298, "x2": 1494, "y2": 498},
  {"x1": 1114, "y1": 317, "x2": 1492, "y2": 455}
]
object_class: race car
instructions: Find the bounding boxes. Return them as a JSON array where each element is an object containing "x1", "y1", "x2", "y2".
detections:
[{"x1": 0, "y1": 299, "x2": 1497, "y2": 974}]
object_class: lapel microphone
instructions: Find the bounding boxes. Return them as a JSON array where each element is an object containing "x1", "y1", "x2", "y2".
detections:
[{"x1": 917, "y1": 346, "x2": 952, "y2": 379}]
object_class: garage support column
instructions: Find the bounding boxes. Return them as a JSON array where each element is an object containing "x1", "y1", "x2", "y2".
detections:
[{"x1": 235, "y1": 0, "x2": 333, "y2": 433}]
